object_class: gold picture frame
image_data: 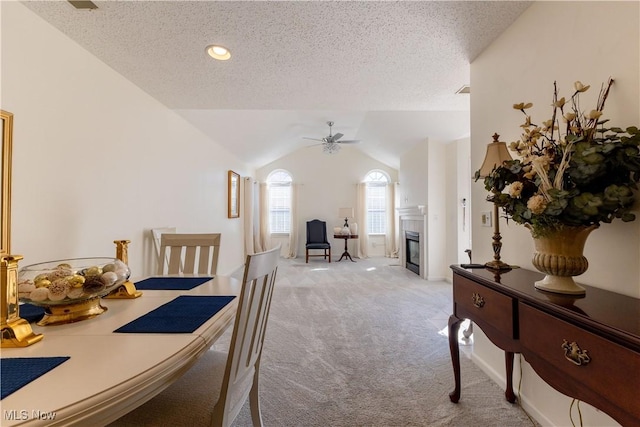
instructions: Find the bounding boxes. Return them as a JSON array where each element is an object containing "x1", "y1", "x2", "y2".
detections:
[
  {"x1": 228, "y1": 170, "x2": 240, "y2": 218},
  {"x1": 0, "y1": 110, "x2": 13, "y2": 255}
]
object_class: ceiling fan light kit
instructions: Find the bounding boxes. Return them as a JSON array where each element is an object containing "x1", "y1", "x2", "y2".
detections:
[
  {"x1": 304, "y1": 121, "x2": 361, "y2": 155},
  {"x1": 322, "y1": 143, "x2": 340, "y2": 155}
]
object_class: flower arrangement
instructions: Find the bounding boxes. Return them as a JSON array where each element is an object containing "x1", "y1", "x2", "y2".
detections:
[{"x1": 479, "y1": 78, "x2": 640, "y2": 237}]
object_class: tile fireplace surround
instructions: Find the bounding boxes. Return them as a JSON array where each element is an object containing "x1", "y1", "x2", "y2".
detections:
[{"x1": 397, "y1": 205, "x2": 428, "y2": 279}]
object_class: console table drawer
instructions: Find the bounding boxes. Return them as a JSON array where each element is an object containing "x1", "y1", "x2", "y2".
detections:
[
  {"x1": 520, "y1": 303, "x2": 640, "y2": 415},
  {"x1": 453, "y1": 274, "x2": 514, "y2": 338}
]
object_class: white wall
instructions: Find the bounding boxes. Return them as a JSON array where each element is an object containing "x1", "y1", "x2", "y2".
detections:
[
  {"x1": 445, "y1": 137, "x2": 471, "y2": 281},
  {"x1": 401, "y1": 138, "x2": 471, "y2": 281},
  {"x1": 398, "y1": 140, "x2": 428, "y2": 209},
  {"x1": 427, "y1": 139, "x2": 446, "y2": 280},
  {"x1": 470, "y1": 2, "x2": 639, "y2": 426},
  {"x1": 1, "y1": 3, "x2": 250, "y2": 276},
  {"x1": 256, "y1": 145, "x2": 397, "y2": 259}
]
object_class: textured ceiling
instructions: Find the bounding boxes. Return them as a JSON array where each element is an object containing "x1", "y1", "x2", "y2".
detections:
[{"x1": 23, "y1": 1, "x2": 532, "y2": 169}]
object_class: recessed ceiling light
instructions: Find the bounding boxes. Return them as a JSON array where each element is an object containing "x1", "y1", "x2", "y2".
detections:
[
  {"x1": 68, "y1": 1, "x2": 98, "y2": 9},
  {"x1": 206, "y1": 45, "x2": 231, "y2": 61}
]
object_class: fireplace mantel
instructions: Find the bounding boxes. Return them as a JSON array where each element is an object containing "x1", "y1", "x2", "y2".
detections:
[{"x1": 396, "y1": 205, "x2": 426, "y2": 218}]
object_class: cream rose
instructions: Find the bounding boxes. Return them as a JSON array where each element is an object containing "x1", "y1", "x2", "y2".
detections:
[
  {"x1": 527, "y1": 194, "x2": 548, "y2": 214},
  {"x1": 509, "y1": 182, "x2": 524, "y2": 198}
]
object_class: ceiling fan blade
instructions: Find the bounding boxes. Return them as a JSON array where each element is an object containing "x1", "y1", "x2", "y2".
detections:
[
  {"x1": 303, "y1": 137, "x2": 326, "y2": 142},
  {"x1": 332, "y1": 132, "x2": 344, "y2": 141},
  {"x1": 337, "y1": 140, "x2": 361, "y2": 144}
]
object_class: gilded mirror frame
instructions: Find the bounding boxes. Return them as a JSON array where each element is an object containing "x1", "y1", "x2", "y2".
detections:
[
  {"x1": 228, "y1": 170, "x2": 240, "y2": 218},
  {"x1": 0, "y1": 110, "x2": 13, "y2": 255}
]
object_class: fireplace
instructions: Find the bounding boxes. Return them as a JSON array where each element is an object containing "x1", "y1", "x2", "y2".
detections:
[
  {"x1": 405, "y1": 231, "x2": 420, "y2": 275},
  {"x1": 397, "y1": 205, "x2": 427, "y2": 280}
]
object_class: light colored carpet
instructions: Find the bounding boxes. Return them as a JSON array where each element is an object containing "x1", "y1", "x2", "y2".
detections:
[{"x1": 221, "y1": 257, "x2": 537, "y2": 427}]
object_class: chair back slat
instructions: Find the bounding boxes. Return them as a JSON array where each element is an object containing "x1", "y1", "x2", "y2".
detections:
[
  {"x1": 152, "y1": 227, "x2": 177, "y2": 270},
  {"x1": 213, "y1": 246, "x2": 280, "y2": 426},
  {"x1": 158, "y1": 233, "x2": 221, "y2": 276},
  {"x1": 198, "y1": 246, "x2": 213, "y2": 275}
]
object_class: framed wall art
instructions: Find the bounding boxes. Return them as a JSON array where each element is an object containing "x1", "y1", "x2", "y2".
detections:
[{"x1": 228, "y1": 170, "x2": 240, "y2": 218}]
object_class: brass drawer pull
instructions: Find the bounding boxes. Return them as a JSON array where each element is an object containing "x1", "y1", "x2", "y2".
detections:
[
  {"x1": 472, "y1": 292, "x2": 485, "y2": 308},
  {"x1": 562, "y1": 339, "x2": 591, "y2": 366}
]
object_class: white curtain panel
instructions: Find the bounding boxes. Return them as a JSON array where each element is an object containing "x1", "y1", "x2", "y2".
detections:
[
  {"x1": 258, "y1": 183, "x2": 271, "y2": 252},
  {"x1": 356, "y1": 183, "x2": 369, "y2": 258},
  {"x1": 285, "y1": 183, "x2": 299, "y2": 258},
  {"x1": 385, "y1": 183, "x2": 399, "y2": 258},
  {"x1": 242, "y1": 177, "x2": 257, "y2": 256}
]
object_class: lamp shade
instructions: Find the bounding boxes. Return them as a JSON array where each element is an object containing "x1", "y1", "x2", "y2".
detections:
[
  {"x1": 339, "y1": 208, "x2": 354, "y2": 219},
  {"x1": 478, "y1": 133, "x2": 513, "y2": 178}
]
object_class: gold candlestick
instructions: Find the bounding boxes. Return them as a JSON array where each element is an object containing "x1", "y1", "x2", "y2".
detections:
[
  {"x1": 104, "y1": 240, "x2": 142, "y2": 299},
  {"x1": 1, "y1": 254, "x2": 43, "y2": 347}
]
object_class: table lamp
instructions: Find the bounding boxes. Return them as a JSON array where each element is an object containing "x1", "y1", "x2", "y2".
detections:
[
  {"x1": 477, "y1": 133, "x2": 513, "y2": 271},
  {"x1": 339, "y1": 207, "x2": 354, "y2": 235}
]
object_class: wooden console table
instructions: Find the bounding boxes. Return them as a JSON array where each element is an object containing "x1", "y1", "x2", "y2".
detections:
[{"x1": 449, "y1": 266, "x2": 640, "y2": 426}]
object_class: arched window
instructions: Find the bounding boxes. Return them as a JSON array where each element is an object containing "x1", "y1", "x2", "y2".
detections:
[
  {"x1": 364, "y1": 170, "x2": 389, "y2": 235},
  {"x1": 267, "y1": 170, "x2": 293, "y2": 233}
]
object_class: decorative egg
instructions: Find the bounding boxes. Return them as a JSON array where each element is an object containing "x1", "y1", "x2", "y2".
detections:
[
  {"x1": 29, "y1": 287, "x2": 49, "y2": 302},
  {"x1": 67, "y1": 287, "x2": 85, "y2": 299},
  {"x1": 48, "y1": 279, "x2": 70, "y2": 301},
  {"x1": 67, "y1": 274, "x2": 86, "y2": 288},
  {"x1": 113, "y1": 268, "x2": 128, "y2": 282},
  {"x1": 35, "y1": 279, "x2": 52, "y2": 288},
  {"x1": 18, "y1": 281, "x2": 36, "y2": 298},
  {"x1": 83, "y1": 266, "x2": 103, "y2": 277},
  {"x1": 83, "y1": 276, "x2": 105, "y2": 293},
  {"x1": 101, "y1": 271, "x2": 118, "y2": 286},
  {"x1": 47, "y1": 268, "x2": 73, "y2": 281},
  {"x1": 102, "y1": 263, "x2": 116, "y2": 273},
  {"x1": 34, "y1": 274, "x2": 49, "y2": 283}
]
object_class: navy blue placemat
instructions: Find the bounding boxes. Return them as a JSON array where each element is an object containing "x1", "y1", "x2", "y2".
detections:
[
  {"x1": 18, "y1": 304, "x2": 45, "y2": 323},
  {"x1": 134, "y1": 277, "x2": 213, "y2": 290},
  {"x1": 114, "y1": 295, "x2": 235, "y2": 334},
  {"x1": 1, "y1": 357, "x2": 70, "y2": 399}
]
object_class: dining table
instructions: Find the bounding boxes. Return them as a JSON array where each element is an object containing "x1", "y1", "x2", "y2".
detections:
[{"x1": 0, "y1": 274, "x2": 240, "y2": 426}]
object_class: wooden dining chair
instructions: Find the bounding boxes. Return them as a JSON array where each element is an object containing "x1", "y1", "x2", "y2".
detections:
[
  {"x1": 109, "y1": 246, "x2": 281, "y2": 427},
  {"x1": 151, "y1": 226, "x2": 177, "y2": 270},
  {"x1": 158, "y1": 233, "x2": 221, "y2": 276}
]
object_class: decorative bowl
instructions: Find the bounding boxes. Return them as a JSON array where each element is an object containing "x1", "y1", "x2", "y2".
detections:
[{"x1": 18, "y1": 257, "x2": 130, "y2": 325}]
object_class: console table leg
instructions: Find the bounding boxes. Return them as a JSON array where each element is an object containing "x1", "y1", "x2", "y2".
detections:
[
  {"x1": 448, "y1": 314, "x2": 463, "y2": 403},
  {"x1": 505, "y1": 351, "x2": 516, "y2": 403}
]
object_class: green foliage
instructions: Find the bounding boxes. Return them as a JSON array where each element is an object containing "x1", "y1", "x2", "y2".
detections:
[{"x1": 480, "y1": 80, "x2": 640, "y2": 236}]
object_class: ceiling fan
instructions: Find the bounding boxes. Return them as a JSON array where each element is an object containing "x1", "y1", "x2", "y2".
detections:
[{"x1": 303, "y1": 121, "x2": 360, "y2": 154}]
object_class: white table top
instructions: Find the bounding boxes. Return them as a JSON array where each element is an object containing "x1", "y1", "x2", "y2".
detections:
[{"x1": 0, "y1": 275, "x2": 240, "y2": 426}]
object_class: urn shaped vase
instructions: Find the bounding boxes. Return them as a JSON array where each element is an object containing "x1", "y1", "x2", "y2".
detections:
[{"x1": 527, "y1": 224, "x2": 598, "y2": 296}]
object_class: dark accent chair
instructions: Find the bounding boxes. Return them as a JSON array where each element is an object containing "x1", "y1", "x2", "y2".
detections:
[{"x1": 306, "y1": 219, "x2": 331, "y2": 263}]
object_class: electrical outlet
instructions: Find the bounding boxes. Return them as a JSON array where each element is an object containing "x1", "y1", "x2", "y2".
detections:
[{"x1": 481, "y1": 211, "x2": 492, "y2": 227}]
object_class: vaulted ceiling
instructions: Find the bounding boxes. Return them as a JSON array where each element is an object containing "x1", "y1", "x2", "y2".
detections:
[{"x1": 23, "y1": 1, "x2": 532, "y2": 169}]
